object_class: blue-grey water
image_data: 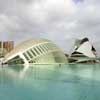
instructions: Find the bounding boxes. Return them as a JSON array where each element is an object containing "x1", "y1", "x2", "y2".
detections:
[{"x1": 0, "y1": 64, "x2": 100, "y2": 100}]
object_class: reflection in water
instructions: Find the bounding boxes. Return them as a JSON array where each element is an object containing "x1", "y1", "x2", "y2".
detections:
[{"x1": 0, "y1": 64, "x2": 100, "y2": 100}]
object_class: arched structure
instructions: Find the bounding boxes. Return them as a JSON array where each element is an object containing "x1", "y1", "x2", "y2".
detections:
[{"x1": 3, "y1": 39, "x2": 68, "y2": 65}]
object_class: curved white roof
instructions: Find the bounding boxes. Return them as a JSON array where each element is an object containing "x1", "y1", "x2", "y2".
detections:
[
  {"x1": 72, "y1": 37, "x2": 97, "y2": 58},
  {"x1": 5, "y1": 38, "x2": 51, "y2": 59}
]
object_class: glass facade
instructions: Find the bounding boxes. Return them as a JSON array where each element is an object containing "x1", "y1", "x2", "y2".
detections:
[
  {"x1": 30, "y1": 49, "x2": 36, "y2": 57},
  {"x1": 26, "y1": 51, "x2": 33, "y2": 59},
  {"x1": 23, "y1": 53, "x2": 30, "y2": 60},
  {"x1": 5, "y1": 41, "x2": 68, "y2": 64},
  {"x1": 22, "y1": 42, "x2": 67, "y2": 64},
  {"x1": 7, "y1": 56, "x2": 24, "y2": 64}
]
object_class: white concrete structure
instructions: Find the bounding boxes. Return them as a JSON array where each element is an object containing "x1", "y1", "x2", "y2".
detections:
[
  {"x1": 70, "y1": 38, "x2": 98, "y2": 63},
  {"x1": 3, "y1": 39, "x2": 67, "y2": 65}
]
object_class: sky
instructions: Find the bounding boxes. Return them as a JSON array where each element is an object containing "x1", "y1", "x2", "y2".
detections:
[{"x1": 0, "y1": 0, "x2": 100, "y2": 55}]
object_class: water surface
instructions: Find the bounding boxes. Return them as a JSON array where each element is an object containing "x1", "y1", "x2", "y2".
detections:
[{"x1": 0, "y1": 64, "x2": 100, "y2": 100}]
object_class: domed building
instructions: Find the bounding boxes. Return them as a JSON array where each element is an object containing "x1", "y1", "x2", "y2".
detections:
[{"x1": 3, "y1": 39, "x2": 68, "y2": 65}]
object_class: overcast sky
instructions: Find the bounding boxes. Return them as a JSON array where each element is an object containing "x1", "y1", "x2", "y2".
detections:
[{"x1": 0, "y1": 0, "x2": 100, "y2": 55}]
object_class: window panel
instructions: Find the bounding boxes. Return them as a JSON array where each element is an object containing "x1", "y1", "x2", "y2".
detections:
[
  {"x1": 39, "y1": 45, "x2": 46, "y2": 52},
  {"x1": 23, "y1": 53, "x2": 30, "y2": 60},
  {"x1": 34, "y1": 47, "x2": 40, "y2": 55},
  {"x1": 30, "y1": 49, "x2": 37, "y2": 56},
  {"x1": 27, "y1": 51, "x2": 33, "y2": 58},
  {"x1": 36, "y1": 46, "x2": 43, "y2": 54}
]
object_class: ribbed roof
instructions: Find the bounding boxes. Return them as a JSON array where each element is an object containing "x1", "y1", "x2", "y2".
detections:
[{"x1": 4, "y1": 38, "x2": 51, "y2": 59}]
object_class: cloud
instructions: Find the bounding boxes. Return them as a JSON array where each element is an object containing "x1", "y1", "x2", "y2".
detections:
[
  {"x1": 73, "y1": 0, "x2": 84, "y2": 4},
  {"x1": 0, "y1": 0, "x2": 100, "y2": 55}
]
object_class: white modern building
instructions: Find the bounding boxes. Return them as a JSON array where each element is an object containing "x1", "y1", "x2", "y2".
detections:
[
  {"x1": 3, "y1": 39, "x2": 68, "y2": 65},
  {"x1": 70, "y1": 37, "x2": 98, "y2": 63}
]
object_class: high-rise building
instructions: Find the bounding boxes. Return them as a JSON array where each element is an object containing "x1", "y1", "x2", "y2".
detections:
[
  {"x1": 0, "y1": 41, "x2": 14, "y2": 57},
  {"x1": 3, "y1": 41, "x2": 14, "y2": 52}
]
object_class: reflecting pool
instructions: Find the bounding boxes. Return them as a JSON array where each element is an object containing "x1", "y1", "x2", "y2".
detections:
[{"x1": 0, "y1": 64, "x2": 100, "y2": 100}]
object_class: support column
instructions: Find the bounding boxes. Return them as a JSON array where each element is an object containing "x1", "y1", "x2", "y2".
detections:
[{"x1": 19, "y1": 53, "x2": 29, "y2": 66}]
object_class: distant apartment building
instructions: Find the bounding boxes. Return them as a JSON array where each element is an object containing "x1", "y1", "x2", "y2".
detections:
[{"x1": 0, "y1": 41, "x2": 14, "y2": 57}]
